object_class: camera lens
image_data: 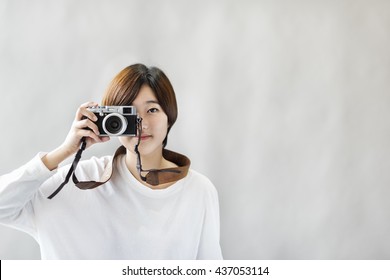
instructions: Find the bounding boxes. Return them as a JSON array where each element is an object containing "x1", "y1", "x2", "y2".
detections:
[
  {"x1": 107, "y1": 117, "x2": 121, "y2": 132},
  {"x1": 102, "y1": 113, "x2": 127, "y2": 136}
]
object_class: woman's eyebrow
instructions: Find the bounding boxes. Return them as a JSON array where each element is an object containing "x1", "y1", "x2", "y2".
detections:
[{"x1": 145, "y1": 100, "x2": 159, "y2": 104}]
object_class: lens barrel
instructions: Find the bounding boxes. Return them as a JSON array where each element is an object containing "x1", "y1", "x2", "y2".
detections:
[{"x1": 102, "y1": 113, "x2": 128, "y2": 136}]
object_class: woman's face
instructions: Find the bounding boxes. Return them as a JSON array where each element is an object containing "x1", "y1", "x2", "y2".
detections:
[{"x1": 119, "y1": 85, "x2": 168, "y2": 157}]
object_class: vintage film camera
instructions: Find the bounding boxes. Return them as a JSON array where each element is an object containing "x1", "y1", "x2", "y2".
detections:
[{"x1": 88, "y1": 106, "x2": 138, "y2": 136}]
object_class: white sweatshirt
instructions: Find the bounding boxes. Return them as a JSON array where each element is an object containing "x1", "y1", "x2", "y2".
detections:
[{"x1": 0, "y1": 152, "x2": 223, "y2": 260}]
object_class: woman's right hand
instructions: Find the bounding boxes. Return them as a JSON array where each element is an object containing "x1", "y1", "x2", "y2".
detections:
[
  {"x1": 61, "y1": 101, "x2": 110, "y2": 155},
  {"x1": 42, "y1": 102, "x2": 110, "y2": 170}
]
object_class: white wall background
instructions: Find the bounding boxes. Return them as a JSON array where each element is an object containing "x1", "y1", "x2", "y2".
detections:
[{"x1": 1, "y1": 0, "x2": 390, "y2": 259}]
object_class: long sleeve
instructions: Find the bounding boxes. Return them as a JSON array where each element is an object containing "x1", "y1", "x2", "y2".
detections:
[
  {"x1": 0, "y1": 153, "x2": 56, "y2": 237},
  {"x1": 196, "y1": 180, "x2": 223, "y2": 260},
  {"x1": 1, "y1": 154, "x2": 223, "y2": 260}
]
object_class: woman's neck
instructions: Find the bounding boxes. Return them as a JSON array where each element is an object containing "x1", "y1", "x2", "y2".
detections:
[{"x1": 124, "y1": 148, "x2": 176, "y2": 189}]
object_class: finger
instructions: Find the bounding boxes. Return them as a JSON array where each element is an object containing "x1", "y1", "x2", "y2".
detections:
[
  {"x1": 74, "y1": 119, "x2": 100, "y2": 135},
  {"x1": 89, "y1": 135, "x2": 110, "y2": 146},
  {"x1": 100, "y1": 136, "x2": 110, "y2": 143},
  {"x1": 77, "y1": 129, "x2": 102, "y2": 143},
  {"x1": 75, "y1": 102, "x2": 99, "y2": 121}
]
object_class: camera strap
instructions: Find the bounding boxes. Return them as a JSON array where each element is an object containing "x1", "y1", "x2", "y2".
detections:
[
  {"x1": 47, "y1": 138, "x2": 88, "y2": 199},
  {"x1": 47, "y1": 141, "x2": 191, "y2": 199}
]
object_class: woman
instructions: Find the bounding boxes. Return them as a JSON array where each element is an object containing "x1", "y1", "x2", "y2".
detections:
[{"x1": 0, "y1": 64, "x2": 223, "y2": 259}]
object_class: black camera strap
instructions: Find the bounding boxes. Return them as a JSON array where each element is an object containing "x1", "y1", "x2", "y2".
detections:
[
  {"x1": 47, "y1": 138, "x2": 88, "y2": 199},
  {"x1": 133, "y1": 122, "x2": 190, "y2": 185}
]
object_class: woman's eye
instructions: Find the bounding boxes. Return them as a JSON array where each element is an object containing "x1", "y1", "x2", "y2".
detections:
[{"x1": 147, "y1": 108, "x2": 159, "y2": 113}]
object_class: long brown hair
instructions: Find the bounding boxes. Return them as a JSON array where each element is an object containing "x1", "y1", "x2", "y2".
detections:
[{"x1": 101, "y1": 64, "x2": 178, "y2": 147}]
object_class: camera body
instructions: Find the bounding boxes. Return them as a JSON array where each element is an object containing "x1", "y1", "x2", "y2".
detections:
[{"x1": 88, "y1": 106, "x2": 138, "y2": 136}]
